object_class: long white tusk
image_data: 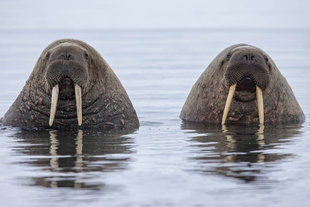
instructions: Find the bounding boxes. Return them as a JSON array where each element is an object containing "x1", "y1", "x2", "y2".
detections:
[
  {"x1": 222, "y1": 84, "x2": 237, "y2": 125},
  {"x1": 49, "y1": 84, "x2": 59, "y2": 126},
  {"x1": 74, "y1": 84, "x2": 82, "y2": 126},
  {"x1": 256, "y1": 86, "x2": 264, "y2": 124}
]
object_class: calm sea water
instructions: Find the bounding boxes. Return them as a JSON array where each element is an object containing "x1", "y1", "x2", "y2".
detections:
[{"x1": 0, "y1": 29, "x2": 310, "y2": 206}]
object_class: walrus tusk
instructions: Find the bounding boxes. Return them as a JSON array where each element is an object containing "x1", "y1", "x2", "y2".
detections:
[
  {"x1": 256, "y1": 86, "x2": 264, "y2": 124},
  {"x1": 74, "y1": 84, "x2": 82, "y2": 126},
  {"x1": 49, "y1": 84, "x2": 82, "y2": 127},
  {"x1": 49, "y1": 84, "x2": 59, "y2": 126},
  {"x1": 222, "y1": 84, "x2": 237, "y2": 125}
]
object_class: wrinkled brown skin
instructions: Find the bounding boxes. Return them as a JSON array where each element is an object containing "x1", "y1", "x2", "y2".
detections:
[
  {"x1": 1, "y1": 39, "x2": 139, "y2": 131},
  {"x1": 180, "y1": 44, "x2": 305, "y2": 125}
]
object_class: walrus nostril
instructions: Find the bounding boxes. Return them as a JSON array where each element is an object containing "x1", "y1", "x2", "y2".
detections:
[
  {"x1": 243, "y1": 55, "x2": 255, "y2": 61},
  {"x1": 236, "y1": 76, "x2": 256, "y2": 93},
  {"x1": 58, "y1": 53, "x2": 73, "y2": 60}
]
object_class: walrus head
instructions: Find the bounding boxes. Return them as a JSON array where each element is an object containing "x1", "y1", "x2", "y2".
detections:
[
  {"x1": 44, "y1": 42, "x2": 90, "y2": 126},
  {"x1": 180, "y1": 44, "x2": 305, "y2": 125},
  {"x1": 221, "y1": 45, "x2": 271, "y2": 124},
  {"x1": 2, "y1": 39, "x2": 139, "y2": 130},
  {"x1": 225, "y1": 46, "x2": 270, "y2": 101}
]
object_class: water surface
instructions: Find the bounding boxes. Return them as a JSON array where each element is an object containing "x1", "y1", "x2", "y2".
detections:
[{"x1": 0, "y1": 29, "x2": 310, "y2": 206}]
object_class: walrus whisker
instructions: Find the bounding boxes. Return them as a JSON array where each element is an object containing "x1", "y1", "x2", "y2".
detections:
[
  {"x1": 74, "y1": 84, "x2": 82, "y2": 126},
  {"x1": 222, "y1": 83, "x2": 236, "y2": 125},
  {"x1": 256, "y1": 86, "x2": 264, "y2": 124},
  {"x1": 49, "y1": 84, "x2": 59, "y2": 126}
]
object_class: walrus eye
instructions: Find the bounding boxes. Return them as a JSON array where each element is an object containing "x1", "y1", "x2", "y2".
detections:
[
  {"x1": 226, "y1": 53, "x2": 232, "y2": 61},
  {"x1": 84, "y1": 52, "x2": 89, "y2": 60},
  {"x1": 46, "y1": 53, "x2": 50, "y2": 60},
  {"x1": 264, "y1": 56, "x2": 272, "y2": 71}
]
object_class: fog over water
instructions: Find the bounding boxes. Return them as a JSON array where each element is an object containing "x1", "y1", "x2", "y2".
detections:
[{"x1": 0, "y1": 0, "x2": 309, "y2": 29}]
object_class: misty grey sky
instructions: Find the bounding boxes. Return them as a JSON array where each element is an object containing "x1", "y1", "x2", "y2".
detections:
[{"x1": 0, "y1": 0, "x2": 309, "y2": 29}]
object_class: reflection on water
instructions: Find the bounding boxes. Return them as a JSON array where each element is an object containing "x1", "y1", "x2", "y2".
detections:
[
  {"x1": 182, "y1": 123, "x2": 303, "y2": 182},
  {"x1": 12, "y1": 129, "x2": 135, "y2": 189}
]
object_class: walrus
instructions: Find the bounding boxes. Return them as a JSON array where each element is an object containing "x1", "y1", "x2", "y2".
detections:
[
  {"x1": 180, "y1": 44, "x2": 305, "y2": 125},
  {"x1": 1, "y1": 39, "x2": 139, "y2": 130}
]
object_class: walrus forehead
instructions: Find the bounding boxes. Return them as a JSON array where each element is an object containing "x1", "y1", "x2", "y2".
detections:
[
  {"x1": 230, "y1": 45, "x2": 261, "y2": 54},
  {"x1": 49, "y1": 41, "x2": 87, "y2": 53}
]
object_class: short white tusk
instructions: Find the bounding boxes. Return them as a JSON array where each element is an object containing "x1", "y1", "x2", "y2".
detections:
[
  {"x1": 49, "y1": 84, "x2": 59, "y2": 126},
  {"x1": 256, "y1": 86, "x2": 264, "y2": 124},
  {"x1": 222, "y1": 84, "x2": 237, "y2": 125},
  {"x1": 74, "y1": 84, "x2": 82, "y2": 126}
]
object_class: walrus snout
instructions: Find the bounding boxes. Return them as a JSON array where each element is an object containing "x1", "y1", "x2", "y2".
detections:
[
  {"x1": 45, "y1": 58, "x2": 88, "y2": 89},
  {"x1": 225, "y1": 49, "x2": 270, "y2": 90},
  {"x1": 46, "y1": 46, "x2": 89, "y2": 127},
  {"x1": 222, "y1": 46, "x2": 269, "y2": 125}
]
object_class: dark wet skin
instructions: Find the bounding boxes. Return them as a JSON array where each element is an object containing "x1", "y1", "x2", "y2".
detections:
[
  {"x1": 1, "y1": 39, "x2": 140, "y2": 131},
  {"x1": 180, "y1": 44, "x2": 305, "y2": 125}
]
